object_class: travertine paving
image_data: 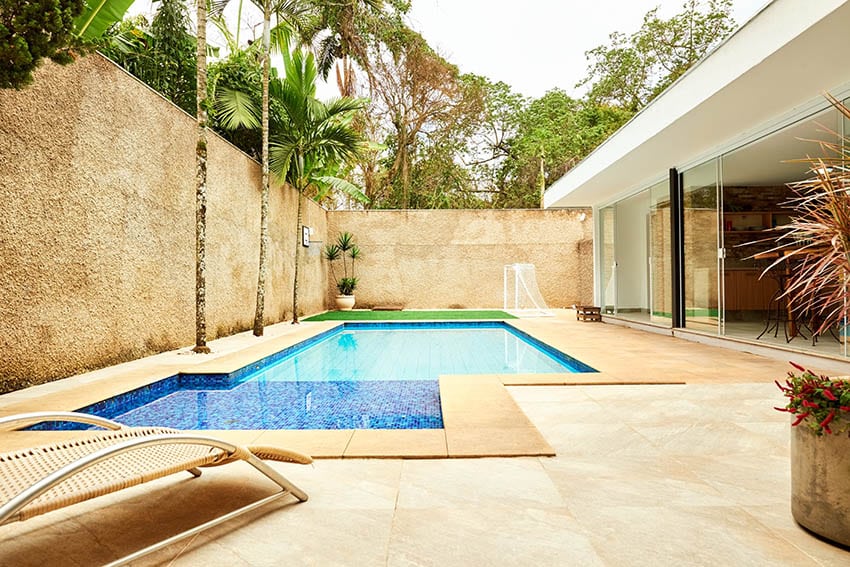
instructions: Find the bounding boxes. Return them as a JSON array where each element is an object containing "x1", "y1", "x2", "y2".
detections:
[{"x1": 1, "y1": 310, "x2": 849, "y2": 565}]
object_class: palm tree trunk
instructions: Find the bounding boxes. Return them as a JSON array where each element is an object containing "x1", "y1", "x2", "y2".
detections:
[
  {"x1": 292, "y1": 190, "x2": 303, "y2": 324},
  {"x1": 252, "y1": 6, "x2": 271, "y2": 337},
  {"x1": 192, "y1": 0, "x2": 210, "y2": 354}
]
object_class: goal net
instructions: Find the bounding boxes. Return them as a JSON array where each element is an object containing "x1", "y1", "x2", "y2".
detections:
[{"x1": 503, "y1": 263, "x2": 553, "y2": 317}]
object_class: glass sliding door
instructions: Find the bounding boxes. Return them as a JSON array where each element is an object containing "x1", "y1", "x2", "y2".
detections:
[
  {"x1": 615, "y1": 190, "x2": 651, "y2": 322},
  {"x1": 599, "y1": 206, "x2": 616, "y2": 315},
  {"x1": 682, "y1": 160, "x2": 721, "y2": 332},
  {"x1": 648, "y1": 180, "x2": 672, "y2": 326}
]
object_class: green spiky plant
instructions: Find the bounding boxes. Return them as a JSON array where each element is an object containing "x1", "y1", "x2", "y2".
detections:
[
  {"x1": 323, "y1": 232, "x2": 361, "y2": 296},
  {"x1": 763, "y1": 94, "x2": 850, "y2": 337}
]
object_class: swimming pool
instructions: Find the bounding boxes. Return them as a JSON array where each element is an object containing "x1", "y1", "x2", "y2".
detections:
[{"x1": 39, "y1": 322, "x2": 595, "y2": 431}]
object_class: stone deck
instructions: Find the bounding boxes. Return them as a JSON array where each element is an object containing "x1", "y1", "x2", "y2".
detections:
[{"x1": 1, "y1": 310, "x2": 849, "y2": 565}]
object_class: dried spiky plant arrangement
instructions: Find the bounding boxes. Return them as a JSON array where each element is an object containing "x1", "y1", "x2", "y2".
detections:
[{"x1": 764, "y1": 94, "x2": 850, "y2": 336}]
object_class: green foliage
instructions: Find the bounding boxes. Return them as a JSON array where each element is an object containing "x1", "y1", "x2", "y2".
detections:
[
  {"x1": 74, "y1": 0, "x2": 134, "y2": 40},
  {"x1": 147, "y1": 0, "x2": 196, "y2": 112},
  {"x1": 505, "y1": 92, "x2": 631, "y2": 203},
  {"x1": 99, "y1": 0, "x2": 196, "y2": 114},
  {"x1": 323, "y1": 232, "x2": 361, "y2": 294},
  {"x1": 336, "y1": 277, "x2": 358, "y2": 295},
  {"x1": 207, "y1": 48, "x2": 264, "y2": 156},
  {"x1": 578, "y1": 0, "x2": 735, "y2": 112},
  {"x1": 269, "y1": 49, "x2": 368, "y2": 203},
  {"x1": 0, "y1": 0, "x2": 85, "y2": 89},
  {"x1": 304, "y1": 0, "x2": 384, "y2": 86},
  {"x1": 777, "y1": 363, "x2": 850, "y2": 435}
]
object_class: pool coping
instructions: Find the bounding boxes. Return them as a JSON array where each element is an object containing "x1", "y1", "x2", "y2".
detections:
[{"x1": 0, "y1": 318, "x2": 678, "y2": 459}]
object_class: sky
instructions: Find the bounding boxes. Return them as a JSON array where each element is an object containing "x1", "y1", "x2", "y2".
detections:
[{"x1": 127, "y1": 0, "x2": 770, "y2": 99}]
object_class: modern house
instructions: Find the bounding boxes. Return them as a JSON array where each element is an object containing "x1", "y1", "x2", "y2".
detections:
[{"x1": 544, "y1": 0, "x2": 850, "y2": 361}]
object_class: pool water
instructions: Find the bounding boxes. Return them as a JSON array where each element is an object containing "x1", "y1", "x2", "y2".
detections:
[
  {"x1": 252, "y1": 325, "x2": 590, "y2": 382},
  {"x1": 40, "y1": 322, "x2": 595, "y2": 431}
]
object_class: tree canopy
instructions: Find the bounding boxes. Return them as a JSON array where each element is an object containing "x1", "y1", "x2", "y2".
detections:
[
  {"x1": 76, "y1": 0, "x2": 736, "y2": 209},
  {"x1": 578, "y1": 0, "x2": 736, "y2": 112},
  {"x1": 0, "y1": 0, "x2": 85, "y2": 89}
]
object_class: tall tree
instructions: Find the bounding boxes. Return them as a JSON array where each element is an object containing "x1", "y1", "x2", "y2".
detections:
[
  {"x1": 306, "y1": 0, "x2": 384, "y2": 97},
  {"x1": 497, "y1": 90, "x2": 631, "y2": 207},
  {"x1": 251, "y1": 0, "x2": 308, "y2": 336},
  {"x1": 366, "y1": 26, "x2": 465, "y2": 208},
  {"x1": 268, "y1": 49, "x2": 367, "y2": 323},
  {"x1": 100, "y1": 0, "x2": 197, "y2": 114},
  {"x1": 147, "y1": 0, "x2": 196, "y2": 112},
  {"x1": 1, "y1": 0, "x2": 84, "y2": 89},
  {"x1": 210, "y1": 0, "x2": 310, "y2": 336},
  {"x1": 578, "y1": 0, "x2": 735, "y2": 112},
  {"x1": 192, "y1": 0, "x2": 210, "y2": 353},
  {"x1": 254, "y1": 0, "x2": 274, "y2": 336}
]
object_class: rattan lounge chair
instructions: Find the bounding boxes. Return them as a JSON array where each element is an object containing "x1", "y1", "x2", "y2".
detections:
[{"x1": 0, "y1": 411, "x2": 310, "y2": 566}]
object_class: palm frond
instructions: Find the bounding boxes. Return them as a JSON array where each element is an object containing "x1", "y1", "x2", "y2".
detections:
[
  {"x1": 215, "y1": 87, "x2": 262, "y2": 130},
  {"x1": 315, "y1": 176, "x2": 370, "y2": 204},
  {"x1": 269, "y1": 138, "x2": 298, "y2": 181},
  {"x1": 268, "y1": 22, "x2": 293, "y2": 56},
  {"x1": 316, "y1": 35, "x2": 341, "y2": 80},
  {"x1": 209, "y1": 0, "x2": 233, "y2": 18},
  {"x1": 323, "y1": 96, "x2": 369, "y2": 116},
  {"x1": 74, "y1": 0, "x2": 135, "y2": 40},
  {"x1": 764, "y1": 123, "x2": 850, "y2": 335}
]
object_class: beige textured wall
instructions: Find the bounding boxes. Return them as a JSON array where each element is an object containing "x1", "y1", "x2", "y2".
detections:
[
  {"x1": 327, "y1": 209, "x2": 593, "y2": 309},
  {"x1": 0, "y1": 55, "x2": 327, "y2": 392}
]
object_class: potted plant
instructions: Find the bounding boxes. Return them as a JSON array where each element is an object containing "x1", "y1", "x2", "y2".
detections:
[
  {"x1": 776, "y1": 364, "x2": 850, "y2": 546},
  {"x1": 766, "y1": 94, "x2": 850, "y2": 546},
  {"x1": 323, "y1": 232, "x2": 361, "y2": 311}
]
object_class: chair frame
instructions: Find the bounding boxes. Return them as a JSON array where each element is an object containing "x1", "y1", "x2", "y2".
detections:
[{"x1": 0, "y1": 412, "x2": 309, "y2": 566}]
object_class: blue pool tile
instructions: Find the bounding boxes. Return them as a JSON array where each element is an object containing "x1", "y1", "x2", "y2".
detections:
[{"x1": 32, "y1": 322, "x2": 595, "y2": 431}]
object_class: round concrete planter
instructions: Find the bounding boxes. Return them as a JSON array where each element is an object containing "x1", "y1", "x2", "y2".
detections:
[
  {"x1": 791, "y1": 421, "x2": 850, "y2": 546},
  {"x1": 335, "y1": 295, "x2": 355, "y2": 311}
]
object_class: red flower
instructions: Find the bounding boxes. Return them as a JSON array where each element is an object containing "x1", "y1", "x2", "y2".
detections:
[
  {"x1": 792, "y1": 412, "x2": 811, "y2": 426},
  {"x1": 821, "y1": 411, "x2": 836, "y2": 428},
  {"x1": 802, "y1": 400, "x2": 820, "y2": 408},
  {"x1": 790, "y1": 361, "x2": 806, "y2": 372},
  {"x1": 823, "y1": 389, "x2": 837, "y2": 401}
]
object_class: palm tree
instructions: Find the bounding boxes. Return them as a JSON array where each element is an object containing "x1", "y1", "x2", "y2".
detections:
[
  {"x1": 269, "y1": 49, "x2": 368, "y2": 323},
  {"x1": 192, "y1": 0, "x2": 211, "y2": 353},
  {"x1": 307, "y1": 0, "x2": 383, "y2": 97},
  {"x1": 252, "y1": 1, "x2": 309, "y2": 336},
  {"x1": 211, "y1": 0, "x2": 309, "y2": 337}
]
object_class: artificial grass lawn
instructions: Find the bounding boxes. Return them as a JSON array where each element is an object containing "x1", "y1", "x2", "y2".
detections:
[{"x1": 303, "y1": 309, "x2": 518, "y2": 321}]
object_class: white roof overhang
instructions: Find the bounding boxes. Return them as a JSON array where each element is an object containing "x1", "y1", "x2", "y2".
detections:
[{"x1": 544, "y1": 0, "x2": 850, "y2": 208}]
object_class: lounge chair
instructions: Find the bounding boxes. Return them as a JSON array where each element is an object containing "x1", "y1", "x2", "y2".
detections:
[{"x1": 0, "y1": 411, "x2": 310, "y2": 566}]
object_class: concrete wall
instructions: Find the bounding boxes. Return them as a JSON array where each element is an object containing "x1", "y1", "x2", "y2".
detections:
[
  {"x1": 0, "y1": 55, "x2": 327, "y2": 392},
  {"x1": 327, "y1": 209, "x2": 593, "y2": 309}
]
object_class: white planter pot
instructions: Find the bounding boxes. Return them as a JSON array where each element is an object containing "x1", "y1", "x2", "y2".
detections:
[
  {"x1": 335, "y1": 295, "x2": 355, "y2": 311},
  {"x1": 791, "y1": 421, "x2": 850, "y2": 546}
]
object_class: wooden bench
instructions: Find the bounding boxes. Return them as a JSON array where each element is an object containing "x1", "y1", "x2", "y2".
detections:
[{"x1": 576, "y1": 306, "x2": 602, "y2": 322}]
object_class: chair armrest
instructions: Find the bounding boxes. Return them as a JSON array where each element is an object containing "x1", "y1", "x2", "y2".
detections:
[{"x1": 0, "y1": 411, "x2": 124, "y2": 432}]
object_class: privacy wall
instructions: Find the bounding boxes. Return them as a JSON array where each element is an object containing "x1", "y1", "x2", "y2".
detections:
[
  {"x1": 0, "y1": 56, "x2": 327, "y2": 392},
  {"x1": 327, "y1": 209, "x2": 593, "y2": 309}
]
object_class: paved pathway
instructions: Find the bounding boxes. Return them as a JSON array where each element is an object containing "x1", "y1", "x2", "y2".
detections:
[{"x1": 2, "y1": 311, "x2": 850, "y2": 565}]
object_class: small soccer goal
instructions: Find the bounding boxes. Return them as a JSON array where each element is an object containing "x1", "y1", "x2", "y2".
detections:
[{"x1": 503, "y1": 263, "x2": 553, "y2": 317}]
